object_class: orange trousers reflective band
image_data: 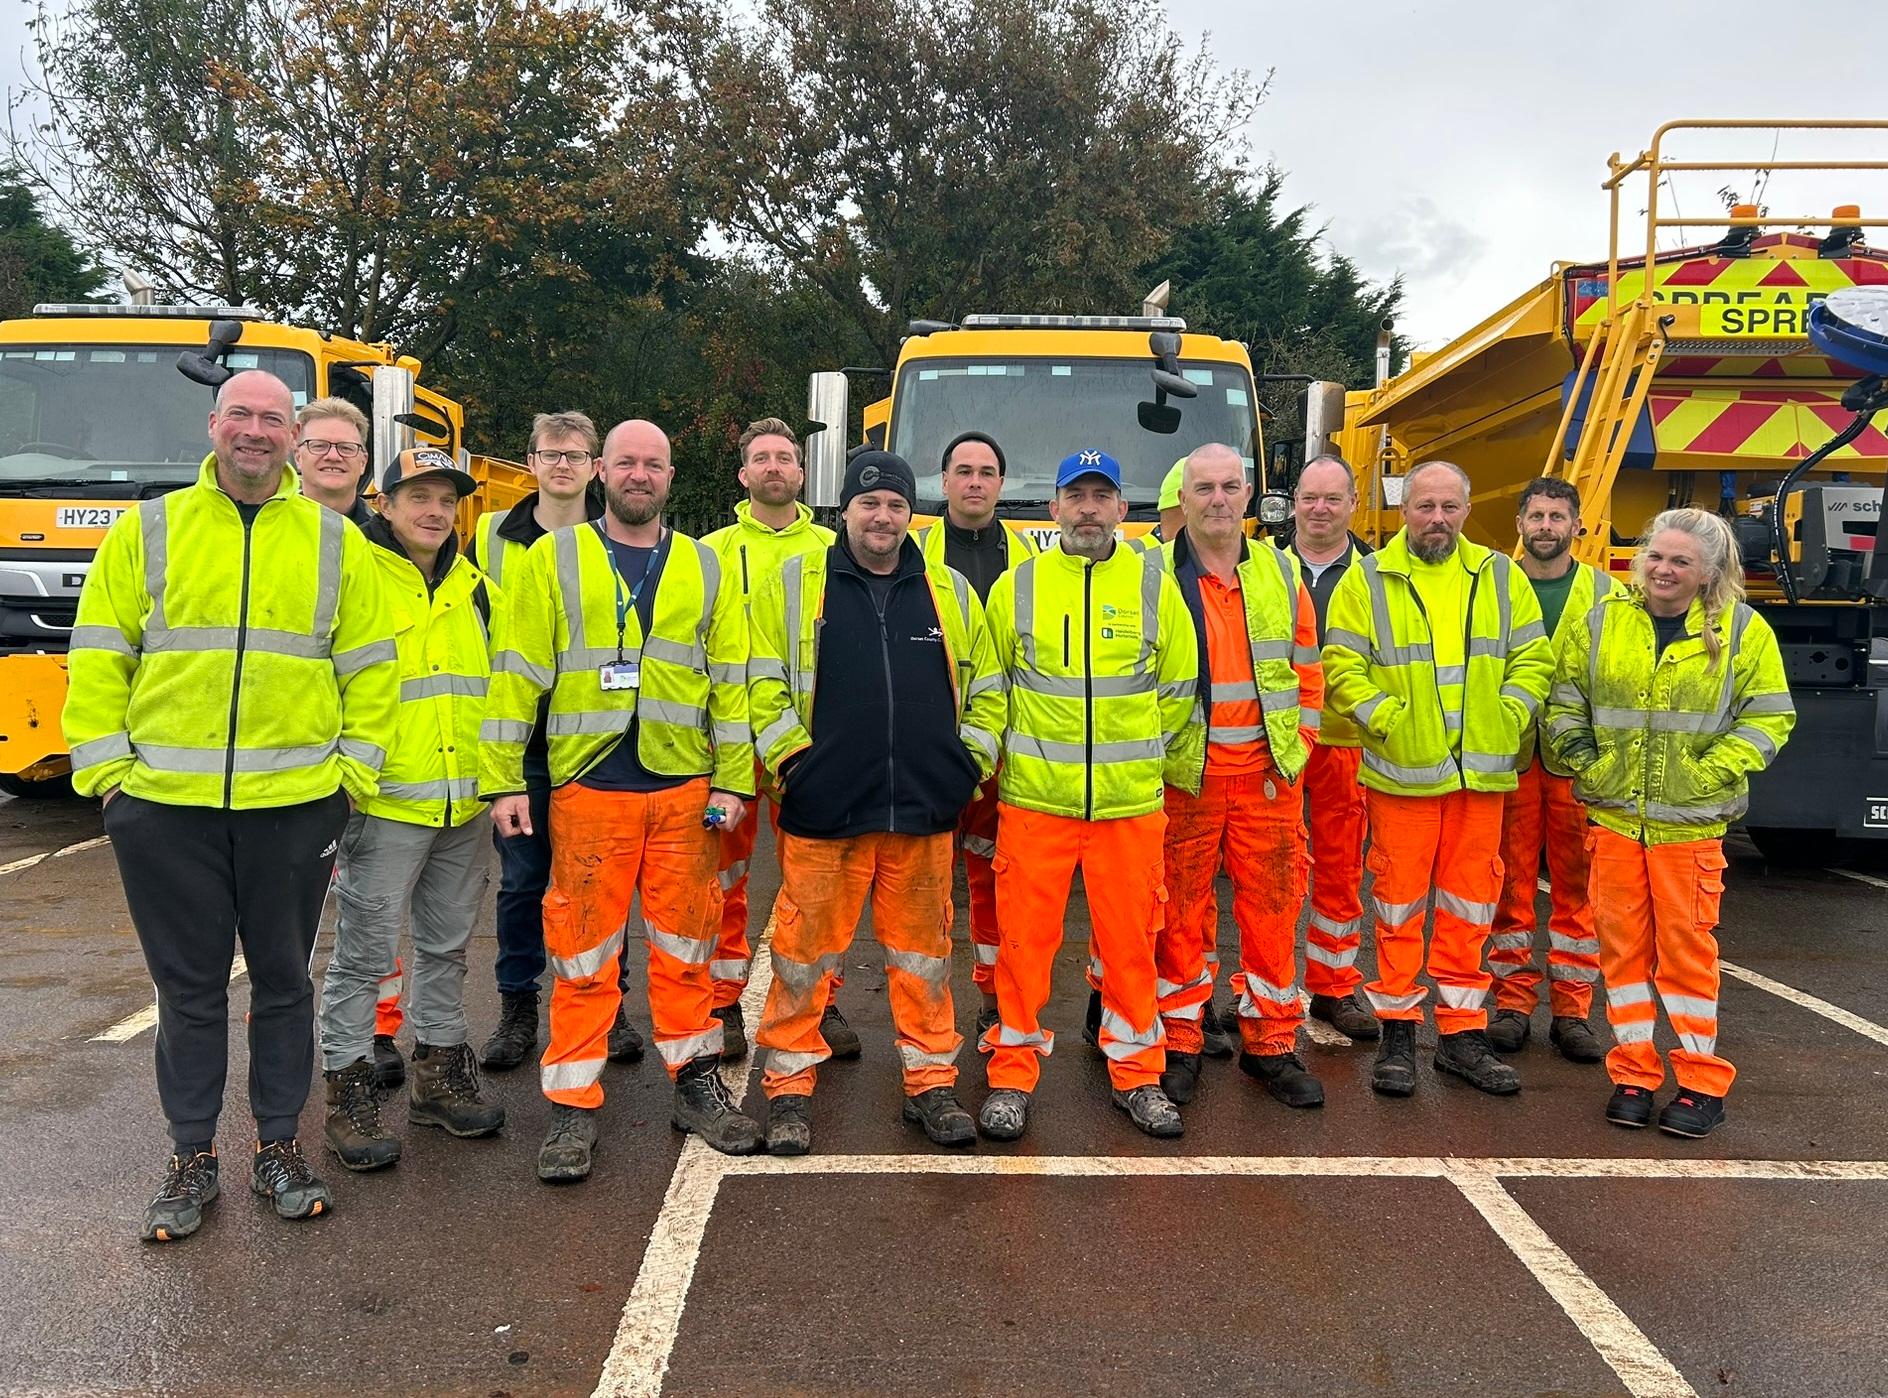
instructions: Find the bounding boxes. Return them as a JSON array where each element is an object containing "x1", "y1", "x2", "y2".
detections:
[
  {"x1": 1160, "y1": 772, "x2": 1309, "y2": 1056},
  {"x1": 1303, "y1": 743, "x2": 1368, "y2": 998},
  {"x1": 1363, "y1": 787, "x2": 1504, "y2": 1031},
  {"x1": 540, "y1": 778, "x2": 722, "y2": 1107},
  {"x1": 1588, "y1": 827, "x2": 1734, "y2": 1097},
  {"x1": 960, "y1": 775, "x2": 1001, "y2": 993},
  {"x1": 375, "y1": 956, "x2": 403, "y2": 1037},
  {"x1": 710, "y1": 772, "x2": 784, "y2": 1009},
  {"x1": 1491, "y1": 760, "x2": 1599, "y2": 1018},
  {"x1": 986, "y1": 803, "x2": 1166, "y2": 1093},
  {"x1": 756, "y1": 830, "x2": 960, "y2": 1098}
]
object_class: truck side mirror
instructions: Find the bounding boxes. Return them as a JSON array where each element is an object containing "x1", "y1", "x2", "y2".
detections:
[{"x1": 805, "y1": 371, "x2": 850, "y2": 509}]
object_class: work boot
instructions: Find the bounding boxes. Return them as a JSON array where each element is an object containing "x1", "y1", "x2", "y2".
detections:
[
  {"x1": 974, "y1": 1002, "x2": 999, "y2": 1041},
  {"x1": 323, "y1": 1060, "x2": 401, "y2": 1170},
  {"x1": 140, "y1": 1148, "x2": 219, "y2": 1243},
  {"x1": 1657, "y1": 1089, "x2": 1726, "y2": 1139},
  {"x1": 766, "y1": 1095, "x2": 812, "y2": 1155},
  {"x1": 372, "y1": 1033, "x2": 405, "y2": 1089},
  {"x1": 671, "y1": 1055, "x2": 763, "y2": 1155},
  {"x1": 1372, "y1": 1019, "x2": 1418, "y2": 1097},
  {"x1": 1201, "y1": 1002, "x2": 1235, "y2": 1059},
  {"x1": 1082, "y1": 989, "x2": 1102, "y2": 1049},
  {"x1": 536, "y1": 1103, "x2": 598, "y2": 1183},
  {"x1": 1309, "y1": 991, "x2": 1381, "y2": 1041},
  {"x1": 1160, "y1": 1050, "x2": 1203, "y2": 1105},
  {"x1": 1435, "y1": 1029, "x2": 1522, "y2": 1096},
  {"x1": 901, "y1": 1086, "x2": 976, "y2": 1146},
  {"x1": 712, "y1": 1002, "x2": 748, "y2": 1062},
  {"x1": 978, "y1": 1088, "x2": 1030, "y2": 1142},
  {"x1": 1112, "y1": 1084, "x2": 1184, "y2": 1138},
  {"x1": 820, "y1": 1003, "x2": 862, "y2": 1060},
  {"x1": 479, "y1": 989, "x2": 539, "y2": 1071},
  {"x1": 607, "y1": 1006, "x2": 645, "y2": 1064},
  {"x1": 1605, "y1": 1083, "x2": 1656, "y2": 1129},
  {"x1": 1550, "y1": 1015, "x2": 1605, "y2": 1064},
  {"x1": 1239, "y1": 1051, "x2": 1326, "y2": 1108},
  {"x1": 409, "y1": 1042, "x2": 506, "y2": 1138},
  {"x1": 1487, "y1": 1008, "x2": 1532, "y2": 1053},
  {"x1": 249, "y1": 1139, "x2": 331, "y2": 1221}
]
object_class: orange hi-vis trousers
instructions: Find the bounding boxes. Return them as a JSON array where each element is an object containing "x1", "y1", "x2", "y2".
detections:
[
  {"x1": 540, "y1": 778, "x2": 723, "y2": 1108},
  {"x1": 1490, "y1": 759, "x2": 1600, "y2": 1018},
  {"x1": 1588, "y1": 828, "x2": 1735, "y2": 1097},
  {"x1": 709, "y1": 770, "x2": 780, "y2": 1009},
  {"x1": 985, "y1": 804, "x2": 1166, "y2": 1093},
  {"x1": 960, "y1": 775, "x2": 1001, "y2": 994},
  {"x1": 375, "y1": 958, "x2": 403, "y2": 1037},
  {"x1": 1363, "y1": 788, "x2": 1504, "y2": 1031},
  {"x1": 1160, "y1": 772, "x2": 1309, "y2": 1056},
  {"x1": 756, "y1": 830, "x2": 961, "y2": 1098},
  {"x1": 1302, "y1": 743, "x2": 1368, "y2": 999}
]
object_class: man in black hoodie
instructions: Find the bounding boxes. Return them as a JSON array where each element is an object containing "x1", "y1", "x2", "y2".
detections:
[{"x1": 746, "y1": 451, "x2": 1007, "y2": 1155}]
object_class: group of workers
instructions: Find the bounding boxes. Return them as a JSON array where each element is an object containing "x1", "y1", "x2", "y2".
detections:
[{"x1": 61, "y1": 367, "x2": 1794, "y2": 1245}]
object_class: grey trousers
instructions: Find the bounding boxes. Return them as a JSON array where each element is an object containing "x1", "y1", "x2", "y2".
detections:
[{"x1": 320, "y1": 813, "x2": 487, "y2": 1070}]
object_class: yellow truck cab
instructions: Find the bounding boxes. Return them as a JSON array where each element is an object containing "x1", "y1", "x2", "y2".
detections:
[{"x1": 0, "y1": 302, "x2": 527, "y2": 796}]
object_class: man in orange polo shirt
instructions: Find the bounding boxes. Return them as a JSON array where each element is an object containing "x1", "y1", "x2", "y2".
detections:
[{"x1": 1154, "y1": 444, "x2": 1325, "y2": 1108}]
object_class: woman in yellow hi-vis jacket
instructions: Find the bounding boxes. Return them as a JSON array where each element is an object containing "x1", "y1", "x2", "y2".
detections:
[{"x1": 1545, "y1": 508, "x2": 1794, "y2": 1139}]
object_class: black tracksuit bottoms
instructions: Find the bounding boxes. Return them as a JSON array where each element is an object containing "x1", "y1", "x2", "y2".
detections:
[{"x1": 104, "y1": 789, "x2": 349, "y2": 1145}]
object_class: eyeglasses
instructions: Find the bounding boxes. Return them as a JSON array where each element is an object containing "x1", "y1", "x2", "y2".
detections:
[
  {"x1": 299, "y1": 439, "x2": 367, "y2": 460},
  {"x1": 533, "y1": 449, "x2": 593, "y2": 466}
]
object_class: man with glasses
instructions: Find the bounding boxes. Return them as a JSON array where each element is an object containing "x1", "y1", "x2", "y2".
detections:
[{"x1": 295, "y1": 398, "x2": 374, "y2": 529}]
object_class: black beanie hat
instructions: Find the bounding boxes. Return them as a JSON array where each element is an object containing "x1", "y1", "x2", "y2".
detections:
[{"x1": 840, "y1": 449, "x2": 917, "y2": 511}]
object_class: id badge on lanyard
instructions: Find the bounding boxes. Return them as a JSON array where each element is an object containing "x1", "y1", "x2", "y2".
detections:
[{"x1": 597, "y1": 523, "x2": 665, "y2": 693}]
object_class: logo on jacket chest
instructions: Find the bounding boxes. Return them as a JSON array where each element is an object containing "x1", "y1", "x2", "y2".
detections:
[{"x1": 1098, "y1": 602, "x2": 1140, "y2": 642}]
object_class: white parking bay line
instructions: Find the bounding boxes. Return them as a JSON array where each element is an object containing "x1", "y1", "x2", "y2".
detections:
[
  {"x1": 0, "y1": 834, "x2": 110, "y2": 878},
  {"x1": 1722, "y1": 960, "x2": 1888, "y2": 1050},
  {"x1": 91, "y1": 953, "x2": 248, "y2": 1043},
  {"x1": 1828, "y1": 867, "x2": 1888, "y2": 893}
]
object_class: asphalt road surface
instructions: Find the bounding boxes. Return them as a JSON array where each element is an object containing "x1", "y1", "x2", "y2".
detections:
[{"x1": 3, "y1": 791, "x2": 1885, "y2": 1397}]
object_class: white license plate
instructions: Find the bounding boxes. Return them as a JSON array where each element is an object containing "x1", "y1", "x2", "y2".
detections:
[{"x1": 55, "y1": 506, "x2": 129, "y2": 530}]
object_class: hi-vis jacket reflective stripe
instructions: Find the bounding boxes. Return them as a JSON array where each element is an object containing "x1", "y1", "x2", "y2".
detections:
[
  {"x1": 478, "y1": 525, "x2": 753, "y2": 797},
  {"x1": 1286, "y1": 541, "x2": 1364, "y2": 748},
  {"x1": 746, "y1": 548, "x2": 1005, "y2": 782},
  {"x1": 1518, "y1": 560, "x2": 1617, "y2": 776},
  {"x1": 359, "y1": 544, "x2": 496, "y2": 828},
  {"x1": 1323, "y1": 529, "x2": 1552, "y2": 797},
  {"x1": 1158, "y1": 535, "x2": 1320, "y2": 783},
  {"x1": 701, "y1": 501, "x2": 835, "y2": 608},
  {"x1": 474, "y1": 507, "x2": 521, "y2": 589},
  {"x1": 983, "y1": 543, "x2": 1203, "y2": 820},
  {"x1": 1544, "y1": 589, "x2": 1794, "y2": 845},
  {"x1": 914, "y1": 519, "x2": 1037, "y2": 571},
  {"x1": 63, "y1": 456, "x2": 399, "y2": 809}
]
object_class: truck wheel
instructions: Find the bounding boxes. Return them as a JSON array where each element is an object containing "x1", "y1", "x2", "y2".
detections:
[
  {"x1": 1744, "y1": 826, "x2": 1833, "y2": 867},
  {"x1": 0, "y1": 773, "x2": 75, "y2": 800}
]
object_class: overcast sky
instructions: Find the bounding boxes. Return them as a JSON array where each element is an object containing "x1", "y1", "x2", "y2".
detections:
[{"x1": 5, "y1": 1, "x2": 1883, "y2": 349}]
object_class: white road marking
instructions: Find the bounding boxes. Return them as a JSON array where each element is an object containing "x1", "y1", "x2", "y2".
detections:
[
  {"x1": 1539, "y1": 876, "x2": 1553, "y2": 893},
  {"x1": 1827, "y1": 866, "x2": 1888, "y2": 893},
  {"x1": 0, "y1": 834, "x2": 110, "y2": 877},
  {"x1": 91, "y1": 952, "x2": 248, "y2": 1043},
  {"x1": 1722, "y1": 959, "x2": 1888, "y2": 1050},
  {"x1": 1297, "y1": 991, "x2": 1352, "y2": 1047}
]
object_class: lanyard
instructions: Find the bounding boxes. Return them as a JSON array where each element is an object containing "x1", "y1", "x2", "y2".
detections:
[{"x1": 594, "y1": 522, "x2": 668, "y2": 662}]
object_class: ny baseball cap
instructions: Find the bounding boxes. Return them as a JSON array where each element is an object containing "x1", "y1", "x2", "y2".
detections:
[{"x1": 1055, "y1": 448, "x2": 1122, "y2": 490}]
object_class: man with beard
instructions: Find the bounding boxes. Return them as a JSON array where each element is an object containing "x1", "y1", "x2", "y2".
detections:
[
  {"x1": 1323, "y1": 461, "x2": 1552, "y2": 1099},
  {"x1": 480, "y1": 419, "x2": 762, "y2": 1182},
  {"x1": 1486, "y1": 478, "x2": 1611, "y2": 1062}
]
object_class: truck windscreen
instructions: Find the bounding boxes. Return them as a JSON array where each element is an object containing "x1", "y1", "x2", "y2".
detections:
[
  {"x1": 0, "y1": 345, "x2": 317, "y2": 488},
  {"x1": 888, "y1": 357, "x2": 1261, "y2": 510}
]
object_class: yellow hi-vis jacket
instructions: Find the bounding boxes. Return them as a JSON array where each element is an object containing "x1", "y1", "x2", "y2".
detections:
[
  {"x1": 1285, "y1": 540, "x2": 1366, "y2": 748},
  {"x1": 478, "y1": 523, "x2": 753, "y2": 797},
  {"x1": 1518, "y1": 560, "x2": 1618, "y2": 777},
  {"x1": 701, "y1": 500, "x2": 836, "y2": 609},
  {"x1": 747, "y1": 549, "x2": 1005, "y2": 782},
  {"x1": 983, "y1": 542, "x2": 1203, "y2": 820},
  {"x1": 360, "y1": 541, "x2": 496, "y2": 827},
  {"x1": 63, "y1": 456, "x2": 398, "y2": 809},
  {"x1": 1323, "y1": 529, "x2": 1552, "y2": 797},
  {"x1": 1157, "y1": 535, "x2": 1319, "y2": 784},
  {"x1": 1544, "y1": 589, "x2": 1795, "y2": 845},
  {"x1": 914, "y1": 518, "x2": 1037, "y2": 571}
]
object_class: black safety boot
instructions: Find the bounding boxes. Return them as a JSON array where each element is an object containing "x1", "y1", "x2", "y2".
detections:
[
  {"x1": 537, "y1": 1103, "x2": 598, "y2": 1182},
  {"x1": 820, "y1": 1003, "x2": 862, "y2": 1060},
  {"x1": 1310, "y1": 991, "x2": 1381, "y2": 1041},
  {"x1": 1201, "y1": 1001, "x2": 1235, "y2": 1059},
  {"x1": 607, "y1": 1005, "x2": 645, "y2": 1064},
  {"x1": 372, "y1": 1033, "x2": 406, "y2": 1089},
  {"x1": 1112, "y1": 1084, "x2": 1184, "y2": 1138},
  {"x1": 1658, "y1": 1089, "x2": 1726, "y2": 1139},
  {"x1": 1239, "y1": 1051, "x2": 1326, "y2": 1108},
  {"x1": 1082, "y1": 989, "x2": 1103, "y2": 1049},
  {"x1": 323, "y1": 1060, "x2": 401, "y2": 1170},
  {"x1": 974, "y1": 1003, "x2": 999, "y2": 1041},
  {"x1": 978, "y1": 1088, "x2": 1030, "y2": 1141},
  {"x1": 1487, "y1": 1008, "x2": 1532, "y2": 1053},
  {"x1": 479, "y1": 989, "x2": 539, "y2": 1071},
  {"x1": 409, "y1": 1042, "x2": 506, "y2": 1138},
  {"x1": 901, "y1": 1087, "x2": 976, "y2": 1146},
  {"x1": 712, "y1": 1002, "x2": 748, "y2": 1062},
  {"x1": 1605, "y1": 1084, "x2": 1655, "y2": 1129},
  {"x1": 250, "y1": 1139, "x2": 331, "y2": 1220},
  {"x1": 1160, "y1": 1050, "x2": 1203, "y2": 1105},
  {"x1": 1550, "y1": 1015, "x2": 1605, "y2": 1064},
  {"x1": 1372, "y1": 1018, "x2": 1418, "y2": 1097},
  {"x1": 141, "y1": 1148, "x2": 219, "y2": 1243},
  {"x1": 672, "y1": 1055, "x2": 763, "y2": 1155},
  {"x1": 1435, "y1": 1029, "x2": 1522, "y2": 1095},
  {"x1": 765, "y1": 1094, "x2": 812, "y2": 1155}
]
